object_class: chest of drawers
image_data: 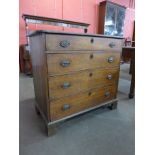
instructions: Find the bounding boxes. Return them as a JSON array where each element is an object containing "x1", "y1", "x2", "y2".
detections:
[{"x1": 29, "y1": 30, "x2": 123, "y2": 136}]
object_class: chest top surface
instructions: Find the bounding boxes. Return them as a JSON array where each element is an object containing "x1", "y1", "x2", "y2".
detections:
[{"x1": 29, "y1": 30, "x2": 124, "y2": 39}]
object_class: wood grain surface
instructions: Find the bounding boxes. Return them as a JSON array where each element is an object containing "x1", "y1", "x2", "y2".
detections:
[
  {"x1": 47, "y1": 52, "x2": 120, "y2": 75},
  {"x1": 48, "y1": 67, "x2": 119, "y2": 99},
  {"x1": 50, "y1": 85, "x2": 117, "y2": 121},
  {"x1": 46, "y1": 34, "x2": 122, "y2": 51}
]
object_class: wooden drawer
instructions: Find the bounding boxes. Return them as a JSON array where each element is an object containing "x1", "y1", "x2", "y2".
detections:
[
  {"x1": 50, "y1": 85, "x2": 117, "y2": 121},
  {"x1": 47, "y1": 52, "x2": 120, "y2": 75},
  {"x1": 48, "y1": 68, "x2": 119, "y2": 99},
  {"x1": 46, "y1": 34, "x2": 122, "y2": 51}
]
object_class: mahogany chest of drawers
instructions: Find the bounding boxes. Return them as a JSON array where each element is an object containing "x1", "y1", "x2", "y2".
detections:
[{"x1": 29, "y1": 30, "x2": 123, "y2": 136}]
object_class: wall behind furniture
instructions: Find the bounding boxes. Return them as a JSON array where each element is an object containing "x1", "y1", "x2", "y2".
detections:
[{"x1": 19, "y1": 0, "x2": 135, "y2": 45}]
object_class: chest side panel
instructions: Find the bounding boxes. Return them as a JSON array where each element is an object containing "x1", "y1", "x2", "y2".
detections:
[{"x1": 29, "y1": 34, "x2": 50, "y2": 121}]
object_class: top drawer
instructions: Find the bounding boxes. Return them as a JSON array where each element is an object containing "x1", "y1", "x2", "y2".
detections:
[{"x1": 46, "y1": 34, "x2": 123, "y2": 51}]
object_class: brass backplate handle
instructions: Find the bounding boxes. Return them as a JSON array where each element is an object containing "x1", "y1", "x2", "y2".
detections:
[
  {"x1": 109, "y1": 42, "x2": 116, "y2": 48},
  {"x1": 107, "y1": 74, "x2": 112, "y2": 80},
  {"x1": 62, "y1": 104, "x2": 71, "y2": 111},
  {"x1": 61, "y1": 82, "x2": 71, "y2": 89},
  {"x1": 105, "y1": 91, "x2": 110, "y2": 97},
  {"x1": 60, "y1": 60, "x2": 71, "y2": 67},
  {"x1": 59, "y1": 40, "x2": 70, "y2": 48},
  {"x1": 107, "y1": 57, "x2": 114, "y2": 63}
]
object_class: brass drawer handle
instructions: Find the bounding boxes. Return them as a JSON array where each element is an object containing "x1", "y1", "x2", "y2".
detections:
[
  {"x1": 62, "y1": 104, "x2": 71, "y2": 111},
  {"x1": 107, "y1": 57, "x2": 114, "y2": 63},
  {"x1": 60, "y1": 60, "x2": 71, "y2": 67},
  {"x1": 105, "y1": 91, "x2": 110, "y2": 97},
  {"x1": 61, "y1": 82, "x2": 71, "y2": 89},
  {"x1": 59, "y1": 40, "x2": 70, "y2": 48},
  {"x1": 109, "y1": 42, "x2": 116, "y2": 48},
  {"x1": 107, "y1": 74, "x2": 112, "y2": 80}
]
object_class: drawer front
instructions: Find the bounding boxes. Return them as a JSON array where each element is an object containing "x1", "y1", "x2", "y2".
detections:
[
  {"x1": 47, "y1": 52, "x2": 120, "y2": 75},
  {"x1": 48, "y1": 68, "x2": 119, "y2": 99},
  {"x1": 50, "y1": 86, "x2": 117, "y2": 121},
  {"x1": 46, "y1": 34, "x2": 123, "y2": 51}
]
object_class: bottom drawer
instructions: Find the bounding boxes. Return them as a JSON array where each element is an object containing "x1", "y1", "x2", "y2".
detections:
[{"x1": 50, "y1": 85, "x2": 117, "y2": 121}]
